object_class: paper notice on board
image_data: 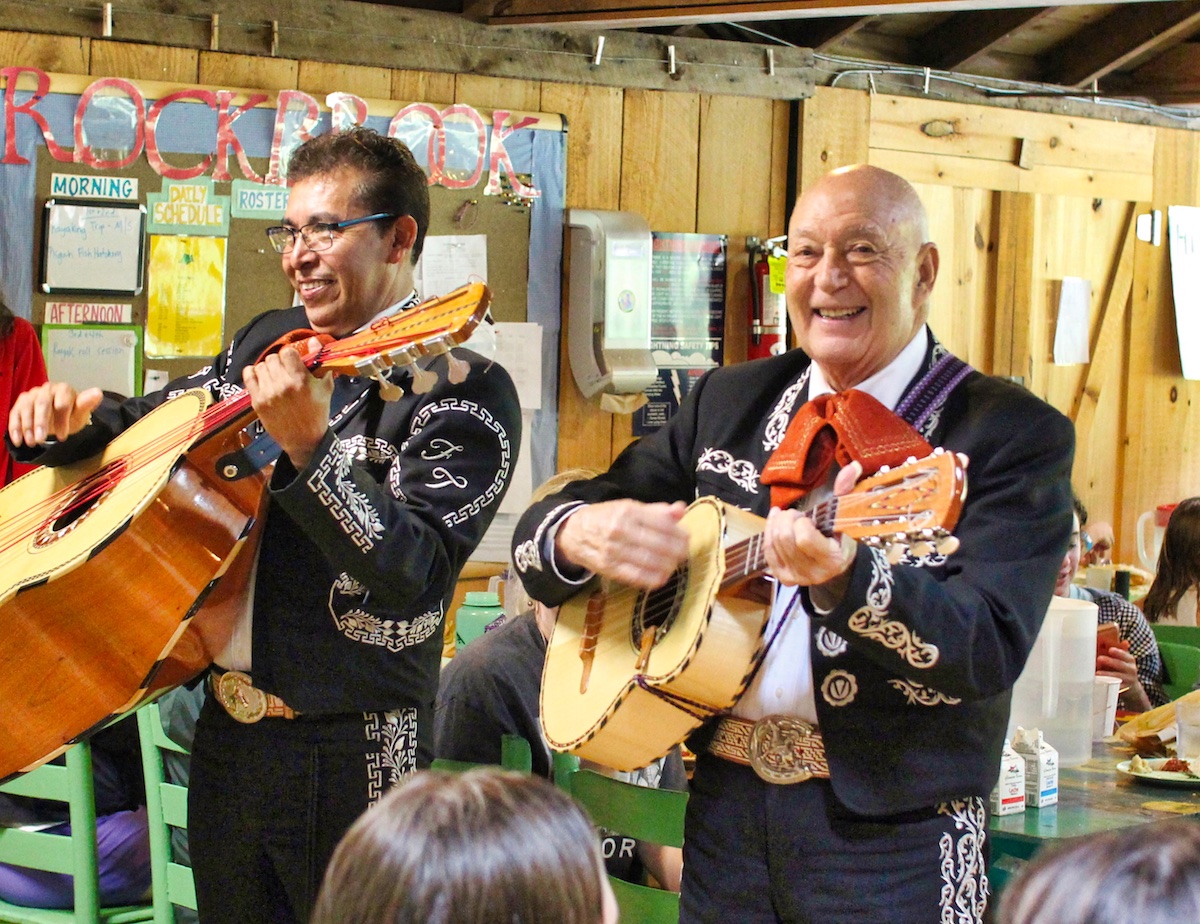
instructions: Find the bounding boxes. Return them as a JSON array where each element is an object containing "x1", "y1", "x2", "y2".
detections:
[
  {"x1": 416, "y1": 234, "x2": 488, "y2": 298},
  {"x1": 1169, "y1": 206, "x2": 1200, "y2": 380},
  {"x1": 492, "y1": 322, "x2": 542, "y2": 410},
  {"x1": 1053, "y1": 276, "x2": 1091, "y2": 365}
]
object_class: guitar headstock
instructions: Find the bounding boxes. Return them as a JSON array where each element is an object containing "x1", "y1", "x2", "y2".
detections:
[
  {"x1": 313, "y1": 282, "x2": 491, "y2": 398},
  {"x1": 830, "y1": 448, "x2": 968, "y2": 562}
]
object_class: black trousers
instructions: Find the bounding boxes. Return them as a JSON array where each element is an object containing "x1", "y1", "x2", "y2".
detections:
[
  {"x1": 680, "y1": 755, "x2": 990, "y2": 924},
  {"x1": 188, "y1": 698, "x2": 419, "y2": 924}
]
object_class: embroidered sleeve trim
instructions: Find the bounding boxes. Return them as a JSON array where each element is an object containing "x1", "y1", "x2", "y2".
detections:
[
  {"x1": 888, "y1": 678, "x2": 962, "y2": 706},
  {"x1": 306, "y1": 438, "x2": 386, "y2": 551}
]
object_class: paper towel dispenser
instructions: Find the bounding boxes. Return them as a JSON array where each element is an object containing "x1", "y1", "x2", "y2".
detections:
[{"x1": 567, "y1": 208, "x2": 657, "y2": 398}]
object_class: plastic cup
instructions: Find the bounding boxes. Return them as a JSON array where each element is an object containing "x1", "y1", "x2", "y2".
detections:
[{"x1": 1176, "y1": 700, "x2": 1200, "y2": 760}]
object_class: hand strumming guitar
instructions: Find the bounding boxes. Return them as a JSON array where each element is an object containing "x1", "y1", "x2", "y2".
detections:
[
  {"x1": 555, "y1": 499, "x2": 690, "y2": 590},
  {"x1": 8, "y1": 382, "x2": 104, "y2": 448}
]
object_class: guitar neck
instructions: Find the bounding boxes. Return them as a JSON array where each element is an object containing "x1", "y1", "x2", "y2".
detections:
[{"x1": 720, "y1": 497, "x2": 837, "y2": 590}]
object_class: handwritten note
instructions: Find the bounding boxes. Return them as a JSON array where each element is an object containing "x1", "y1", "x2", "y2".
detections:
[
  {"x1": 42, "y1": 325, "x2": 142, "y2": 397},
  {"x1": 42, "y1": 201, "x2": 146, "y2": 294}
]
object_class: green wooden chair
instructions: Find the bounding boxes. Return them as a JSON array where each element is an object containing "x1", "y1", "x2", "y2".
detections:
[
  {"x1": 134, "y1": 704, "x2": 196, "y2": 924},
  {"x1": 569, "y1": 768, "x2": 688, "y2": 924},
  {"x1": 0, "y1": 740, "x2": 154, "y2": 924},
  {"x1": 1158, "y1": 640, "x2": 1200, "y2": 700},
  {"x1": 1151, "y1": 624, "x2": 1200, "y2": 649}
]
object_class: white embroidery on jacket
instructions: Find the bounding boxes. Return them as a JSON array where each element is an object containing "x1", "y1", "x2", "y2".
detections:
[
  {"x1": 821, "y1": 669, "x2": 858, "y2": 706},
  {"x1": 889, "y1": 678, "x2": 962, "y2": 706},
  {"x1": 938, "y1": 797, "x2": 988, "y2": 924},
  {"x1": 364, "y1": 708, "x2": 418, "y2": 803},
  {"x1": 329, "y1": 572, "x2": 441, "y2": 651},
  {"x1": 847, "y1": 549, "x2": 940, "y2": 669},
  {"x1": 407, "y1": 398, "x2": 512, "y2": 528},
  {"x1": 763, "y1": 370, "x2": 810, "y2": 452},
  {"x1": 514, "y1": 539, "x2": 542, "y2": 574},
  {"x1": 696, "y1": 448, "x2": 760, "y2": 495},
  {"x1": 815, "y1": 627, "x2": 848, "y2": 658},
  {"x1": 308, "y1": 440, "x2": 385, "y2": 550}
]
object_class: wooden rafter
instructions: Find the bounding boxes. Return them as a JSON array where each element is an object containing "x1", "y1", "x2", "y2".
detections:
[
  {"x1": 1043, "y1": 0, "x2": 1200, "y2": 89},
  {"x1": 921, "y1": 7, "x2": 1054, "y2": 72},
  {"x1": 748, "y1": 16, "x2": 873, "y2": 51},
  {"x1": 466, "y1": 0, "x2": 1067, "y2": 29}
]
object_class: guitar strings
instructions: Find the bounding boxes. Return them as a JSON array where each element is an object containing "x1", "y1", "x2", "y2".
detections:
[{"x1": 577, "y1": 481, "x2": 943, "y2": 631}]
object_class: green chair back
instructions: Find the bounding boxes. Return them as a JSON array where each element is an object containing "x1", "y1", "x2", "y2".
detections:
[
  {"x1": 430, "y1": 734, "x2": 534, "y2": 775},
  {"x1": 568, "y1": 768, "x2": 688, "y2": 924},
  {"x1": 134, "y1": 704, "x2": 196, "y2": 924},
  {"x1": 1158, "y1": 641, "x2": 1200, "y2": 700},
  {"x1": 1151, "y1": 624, "x2": 1200, "y2": 649},
  {"x1": 0, "y1": 738, "x2": 154, "y2": 924}
]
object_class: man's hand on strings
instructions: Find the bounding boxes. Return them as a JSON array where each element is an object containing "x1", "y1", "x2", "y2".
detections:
[
  {"x1": 8, "y1": 382, "x2": 104, "y2": 448},
  {"x1": 556, "y1": 499, "x2": 690, "y2": 590},
  {"x1": 764, "y1": 462, "x2": 863, "y2": 607},
  {"x1": 243, "y1": 336, "x2": 333, "y2": 470}
]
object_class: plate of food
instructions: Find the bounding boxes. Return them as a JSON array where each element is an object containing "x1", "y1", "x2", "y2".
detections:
[{"x1": 1117, "y1": 755, "x2": 1200, "y2": 788}]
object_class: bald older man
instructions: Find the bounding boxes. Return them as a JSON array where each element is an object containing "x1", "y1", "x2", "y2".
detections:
[{"x1": 512, "y1": 165, "x2": 1074, "y2": 923}]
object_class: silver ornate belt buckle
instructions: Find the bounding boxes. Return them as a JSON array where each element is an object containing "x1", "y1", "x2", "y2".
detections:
[
  {"x1": 749, "y1": 714, "x2": 818, "y2": 784},
  {"x1": 215, "y1": 670, "x2": 268, "y2": 724}
]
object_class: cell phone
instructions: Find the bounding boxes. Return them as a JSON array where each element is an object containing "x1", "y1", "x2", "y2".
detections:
[{"x1": 1096, "y1": 622, "x2": 1122, "y2": 659}]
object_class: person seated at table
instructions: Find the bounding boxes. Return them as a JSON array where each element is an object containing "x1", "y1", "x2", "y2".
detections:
[
  {"x1": 996, "y1": 817, "x2": 1200, "y2": 924},
  {"x1": 1081, "y1": 519, "x2": 1114, "y2": 568},
  {"x1": 435, "y1": 468, "x2": 685, "y2": 894},
  {"x1": 0, "y1": 720, "x2": 150, "y2": 908},
  {"x1": 310, "y1": 768, "x2": 617, "y2": 924},
  {"x1": 1144, "y1": 497, "x2": 1200, "y2": 627},
  {"x1": 1058, "y1": 494, "x2": 1166, "y2": 711}
]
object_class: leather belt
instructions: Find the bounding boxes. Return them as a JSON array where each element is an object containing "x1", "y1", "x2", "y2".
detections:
[
  {"x1": 709, "y1": 714, "x2": 830, "y2": 784},
  {"x1": 209, "y1": 669, "x2": 300, "y2": 723}
]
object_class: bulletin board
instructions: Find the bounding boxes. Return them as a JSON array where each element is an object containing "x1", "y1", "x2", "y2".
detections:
[
  {"x1": 31, "y1": 151, "x2": 536, "y2": 383},
  {"x1": 40, "y1": 199, "x2": 146, "y2": 294},
  {"x1": 42, "y1": 324, "x2": 143, "y2": 398}
]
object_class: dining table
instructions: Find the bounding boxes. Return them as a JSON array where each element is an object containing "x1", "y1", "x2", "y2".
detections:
[{"x1": 988, "y1": 738, "x2": 1200, "y2": 894}]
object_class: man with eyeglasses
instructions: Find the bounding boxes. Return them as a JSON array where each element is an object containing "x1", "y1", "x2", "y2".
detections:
[{"x1": 8, "y1": 127, "x2": 522, "y2": 924}]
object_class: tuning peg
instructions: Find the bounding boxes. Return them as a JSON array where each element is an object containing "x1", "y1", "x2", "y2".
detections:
[
  {"x1": 935, "y1": 536, "x2": 960, "y2": 556},
  {"x1": 909, "y1": 541, "x2": 933, "y2": 558},
  {"x1": 446, "y1": 352, "x2": 470, "y2": 385},
  {"x1": 411, "y1": 366, "x2": 438, "y2": 394},
  {"x1": 886, "y1": 545, "x2": 908, "y2": 565},
  {"x1": 376, "y1": 377, "x2": 404, "y2": 402},
  {"x1": 956, "y1": 452, "x2": 970, "y2": 469}
]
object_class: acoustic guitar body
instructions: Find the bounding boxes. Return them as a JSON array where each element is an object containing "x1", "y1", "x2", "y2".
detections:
[
  {"x1": 540, "y1": 498, "x2": 773, "y2": 772},
  {"x1": 0, "y1": 390, "x2": 266, "y2": 779}
]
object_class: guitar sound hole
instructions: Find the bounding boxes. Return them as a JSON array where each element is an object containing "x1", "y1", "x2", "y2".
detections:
[
  {"x1": 630, "y1": 563, "x2": 688, "y2": 653},
  {"x1": 36, "y1": 460, "x2": 127, "y2": 546}
]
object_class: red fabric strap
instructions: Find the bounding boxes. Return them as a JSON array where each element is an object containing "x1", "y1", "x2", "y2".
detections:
[{"x1": 761, "y1": 389, "x2": 933, "y2": 509}]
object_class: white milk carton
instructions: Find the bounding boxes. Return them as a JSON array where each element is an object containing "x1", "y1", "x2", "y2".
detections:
[
  {"x1": 1012, "y1": 726, "x2": 1059, "y2": 808},
  {"x1": 990, "y1": 739, "x2": 1026, "y2": 816}
]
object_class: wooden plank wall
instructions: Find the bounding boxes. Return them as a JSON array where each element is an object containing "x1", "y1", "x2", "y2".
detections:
[{"x1": 800, "y1": 86, "x2": 1178, "y2": 564}]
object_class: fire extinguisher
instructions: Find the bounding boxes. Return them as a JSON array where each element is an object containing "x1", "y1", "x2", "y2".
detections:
[{"x1": 746, "y1": 235, "x2": 787, "y2": 360}]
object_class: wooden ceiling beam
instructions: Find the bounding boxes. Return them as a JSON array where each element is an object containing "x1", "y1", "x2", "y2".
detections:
[
  {"x1": 744, "y1": 16, "x2": 872, "y2": 51},
  {"x1": 465, "y1": 0, "x2": 1074, "y2": 29},
  {"x1": 1042, "y1": 0, "x2": 1200, "y2": 89},
  {"x1": 921, "y1": 7, "x2": 1054, "y2": 72},
  {"x1": 1104, "y1": 42, "x2": 1200, "y2": 104}
]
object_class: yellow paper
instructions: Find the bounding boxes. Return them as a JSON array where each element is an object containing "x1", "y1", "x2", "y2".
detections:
[{"x1": 146, "y1": 235, "x2": 227, "y2": 357}]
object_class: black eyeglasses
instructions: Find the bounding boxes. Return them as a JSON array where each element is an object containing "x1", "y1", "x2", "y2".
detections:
[{"x1": 264, "y1": 213, "x2": 398, "y2": 254}]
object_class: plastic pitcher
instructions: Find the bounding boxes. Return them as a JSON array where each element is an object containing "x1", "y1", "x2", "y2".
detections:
[
  {"x1": 1007, "y1": 595, "x2": 1098, "y2": 767},
  {"x1": 454, "y1": 591, "x2": 504, "y2": 650},
  {"x1": 1136, "y1": 502, "x2": 1178, "y2": 572}
]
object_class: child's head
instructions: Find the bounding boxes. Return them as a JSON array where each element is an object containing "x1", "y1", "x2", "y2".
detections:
[{"x1": 311, "y1": 768, "x2": 616, "y2": 924}]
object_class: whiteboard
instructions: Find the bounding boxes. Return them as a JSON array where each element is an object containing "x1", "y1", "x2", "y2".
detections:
[
  {"x1": 42, "y1": 325, "x2": 143, "y2": 398},
  {"x1": 41, "y1": 199, "x2": 146, "y2": 294}
]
